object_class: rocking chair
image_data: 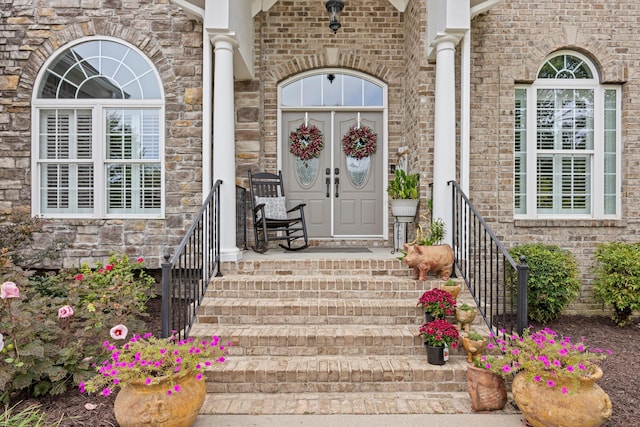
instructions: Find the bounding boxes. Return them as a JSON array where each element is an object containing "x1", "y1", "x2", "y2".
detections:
[{"x1": 248, "y1": 170, "x2": 309, "y2": 253}]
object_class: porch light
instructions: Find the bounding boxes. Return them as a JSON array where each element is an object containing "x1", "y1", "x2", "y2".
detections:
[{"x1": 325, "y1": 0, "x2": 344, "y2": 34}]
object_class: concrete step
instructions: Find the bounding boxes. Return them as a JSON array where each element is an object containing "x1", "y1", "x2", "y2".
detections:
[{"x1": 198, "y1": 391, "x2": 520, "y2": 416}]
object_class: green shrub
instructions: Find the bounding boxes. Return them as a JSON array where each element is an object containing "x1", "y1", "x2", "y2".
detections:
[
  {"x1": 509, "y1": 243, "x2": 581, "y2": 323},
  {"x1": 0, "y1": 253, "x2": 155, "y2": 404},
  {"x1": 592, "y1": 242, "x2": 640, "y2": 326}
]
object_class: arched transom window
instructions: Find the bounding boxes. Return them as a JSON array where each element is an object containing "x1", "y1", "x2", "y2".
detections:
[
  {"x1": 281, "y1": 72, "x2": 384, "y2": 107},
  {"x1": 514, "y1": 51, "x2": 620, "y2": 219},
  {"x1": 32, "y1": 39, "x2": 164, "y2": 218}
]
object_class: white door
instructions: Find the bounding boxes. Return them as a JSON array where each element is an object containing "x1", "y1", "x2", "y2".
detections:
[{"x1": 282, "y1": 111, "x2": 383, "y2": 238}]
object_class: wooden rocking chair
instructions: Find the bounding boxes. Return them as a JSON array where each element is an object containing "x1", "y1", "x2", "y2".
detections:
[{"x1": 248, "y1": 170, "x2": 309, "y2": 253}]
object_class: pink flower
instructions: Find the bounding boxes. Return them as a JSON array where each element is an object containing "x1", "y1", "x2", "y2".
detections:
[
  {"x1": 74, "y1": 274, "x2": 84, "y2": 281},
  {"x1": 561, "y1": 387, "x2": 568, "y2": 394},
  {"x1": 137, "y1": 257, "x2": 144, "y2": 263},
  {"x1": 58, "y1": 305, "x2": 74, "y2": 319},
  {"x1": 110, "y1": 324, "x2": 129, "y2": 340},
  {"x1": 102, "y1": 388, "x2": 111, "y2": 396},
  {"x1": 1, "y1": 281, "x2": 19, "y2": 299},
  {"x1": 105, "y1": 264, "x2": 114, "y2": 271},
  {"x1": 547, "y1": 380, "x2": 555, "y2": 388}
]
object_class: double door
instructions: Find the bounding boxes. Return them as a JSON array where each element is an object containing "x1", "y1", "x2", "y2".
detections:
[{"x1": 282, "y1": 111, "x2": 384, "y2": 238}]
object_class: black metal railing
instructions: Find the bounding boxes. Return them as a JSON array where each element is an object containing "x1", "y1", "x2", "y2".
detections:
[
  {"x1": 449, "y1": 180, "x2": 529, "y2": 336},
  {"x1": 236, "y1": 185, "x2": 247, "y2": 250},
  {"x1": 161, "y1": 180, "x2": 223, "y2": 339}
]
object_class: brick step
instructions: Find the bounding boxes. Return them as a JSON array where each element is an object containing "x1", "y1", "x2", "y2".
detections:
[
  {"x1": 207, "y1": 275, "x2": 438, "y2": 299},
  {"x1": 196, "y1": 298, "x2": 426, "y2": 325},
  {"x1": 221, "y1": 258, "x2": 410, "y2": 277},
  {"x1": 192, "y1": 324, "x2": 428, "y2": 356},
  {"x1": 203, "y1": 355, "x2": 470, "y2": 394},
  {"x1": 199, "y1": 391, "x2": 520, "y2": 415}
]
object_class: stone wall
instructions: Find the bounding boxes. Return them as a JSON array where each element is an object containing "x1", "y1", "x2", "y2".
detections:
[
  {"x1": 0, "y1": 1, "x2": 203, "y2": 268},
  {"x1": 468, "y1": 0, "x2": 640, "y2": 314}
]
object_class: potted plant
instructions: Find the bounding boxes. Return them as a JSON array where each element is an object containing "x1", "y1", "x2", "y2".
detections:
[
  {"x1": 487, "y1": 327, "x2": 612, "y2": 427},
  {"x1": 455, "y1": 303, "x2": 477, "y2": 331},
  {"x1": 416, "y1": 288, "x2": 456, "y2": 322},
  {"x1": 440, "y1": 278, "x2": 462, "y2": 301},
  {"x1": 460, "y1": 329, "x2": 487, "y2": 362},
  {"x1": 387, "y1": 169, "x2": 420, "y2": 222},
  {"x1": 80, "y1": 325, "x2": 229, "y2": 427},
  {"x1": 418, "y1": 319, "x2": 459, "y2": 365}
]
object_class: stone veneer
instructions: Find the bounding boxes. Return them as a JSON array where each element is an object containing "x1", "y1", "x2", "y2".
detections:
[{"x1": 0, "y1": 1, "x2": 204, "y2": 268}]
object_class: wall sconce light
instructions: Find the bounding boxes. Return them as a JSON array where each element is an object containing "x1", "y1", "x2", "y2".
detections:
[{"x1": 325, "y1": 0, "x2": 344, "y2": 34}]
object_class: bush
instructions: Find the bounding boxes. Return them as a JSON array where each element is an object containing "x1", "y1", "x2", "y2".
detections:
[
  {"x1": 0, "y1": 253, "x2": 155, "y2": 404},
  {"x1": 592, "y1": 242, "x2": 640, "y2": 326},
  {"x1": 509, "y1": 243, "x2": 581, "y2": 323}
]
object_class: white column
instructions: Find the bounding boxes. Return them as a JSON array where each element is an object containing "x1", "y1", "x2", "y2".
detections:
[
  {"x1": 212, "y1": 35, "x2": 242, "y2": 261},
  {"x1": 432, "y1": 35, "x2": 459, "y2": 246}
]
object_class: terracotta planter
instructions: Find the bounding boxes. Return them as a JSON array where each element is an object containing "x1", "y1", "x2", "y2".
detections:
[
  {"x1": 439, "y1": 283, "x2": 462, "y2": 301},
  {"x1": 466, "y1": 365, "x2": 507, "y2": 412},
  {"x1": 425, "y1": 344, "x2": 445, "y2": 365},
  {"x1": 461, "y1": 335, "x2": 488, "y2": 363},
  {"x1": 114, "y1": 371, "x2": 206, "y2": 427},
  {"x1": 456, "y1": 308, "x2": 477, "y2": 332},
  {"x1": 512, "y1": 365, "x2": 612, "y2": 427}
]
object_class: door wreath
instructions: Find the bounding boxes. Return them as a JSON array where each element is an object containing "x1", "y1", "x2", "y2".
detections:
[
  {"x1": 288, "y1": 124, "x2": 324, "y2": 161},
  {"x1": 342, "y1": 126, "x2": 377, "y2": 160}
]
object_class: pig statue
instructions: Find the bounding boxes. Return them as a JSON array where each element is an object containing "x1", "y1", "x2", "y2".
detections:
[{"x1": 402, "y1": 243, "x2": 454, "y2": 281}]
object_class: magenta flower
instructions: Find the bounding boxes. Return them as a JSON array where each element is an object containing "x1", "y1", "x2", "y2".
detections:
[
  {"x1": 547, "y1": 380, "x2": 555, "y2": 388},
  {"x1": 561, "y1": 387, "x2": 568, "y2": 394}
]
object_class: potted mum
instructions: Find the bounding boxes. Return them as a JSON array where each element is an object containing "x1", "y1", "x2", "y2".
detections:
[
  {"x1": 81, "y1": 324, "x2": 229, "y2": 427},
  {"x1": 484, "y1": 327, "x2": 612, "y2": 426},
  {"x1": 417, "y1": 288, "x2": 456, "y2": 322},
  {"x1": 418, "y1": 319, "x2": 459, "y2": 365}
]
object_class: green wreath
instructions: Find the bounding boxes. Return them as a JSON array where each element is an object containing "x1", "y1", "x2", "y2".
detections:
[
  {"x1": 288, "y1": 124, "x2": 324, "y2": 161},
  {"x1": 342, "y1": 126, "x2": 377, "y2": 160}
]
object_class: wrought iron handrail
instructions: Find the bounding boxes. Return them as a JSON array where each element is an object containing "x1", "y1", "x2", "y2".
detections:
[
  {"x1": 236, "y1": 185, "x2": 247, "y2": 250},
  {"x1": 449, "y1": 180, "x2": 528, "y2": 336},
  {"x1": 161, "y1": 180, "x2": 223, "y2": 339}
]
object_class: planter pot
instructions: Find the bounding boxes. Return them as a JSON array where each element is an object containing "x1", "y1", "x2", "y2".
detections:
[
  {"x1": 390, "y1": 199, "x2": 419, "y2": 223},
  {"x1": 439, "y1": 283, "x2": 462, "y2": 301},
  {"x1": 461, "y1": 335, "x2": 488, "y2": 363},
  {"x1": 423, "y1": 311, "x2": 445, "y2": 323},
  {"x1": 512, "y1": 366, "x2": 612, "y2": 427},
  {"x1": 466, "y1": 365, "x2": 507, "y2": 412},
  {"x1": 425, "y1": 344, "x2": 445, "y2": 365},
  {"x1": 114, "y1": 371, "x2": 206, "y2": 427},
  {"x1": 456, "y1": 308, "x2": 477, "y2": 332}
]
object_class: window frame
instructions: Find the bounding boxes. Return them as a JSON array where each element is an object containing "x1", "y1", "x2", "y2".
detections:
[
  {"x1": 514, "y1": 51, "x2": 621, "y2": 220},
  {"x1": 31, "y1": 37, "x2": 165, "y2": 219}
]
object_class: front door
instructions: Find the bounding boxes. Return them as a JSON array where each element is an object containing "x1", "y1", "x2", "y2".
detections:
[{"x1": 282, "y1": 111, "x2": 384, "y2": 238}]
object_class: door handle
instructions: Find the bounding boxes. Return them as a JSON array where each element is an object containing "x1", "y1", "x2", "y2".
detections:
[
  {"x1": 326, "y1": 177, "x2": 330, "y2": 197},
  {"x1": 335, "y1": 177, "x2": 339, "y2": 198}
]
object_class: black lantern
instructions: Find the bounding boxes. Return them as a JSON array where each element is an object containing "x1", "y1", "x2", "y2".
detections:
[{"x1": 325, "y1": 0, "x2": 344, "y2": 34}]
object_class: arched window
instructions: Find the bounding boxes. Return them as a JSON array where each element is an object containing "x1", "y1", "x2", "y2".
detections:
[
  {"x1": 514, "y1": 51, "x2": 620, "y2": 218},
  {"x1": 281, "y1": 72, "x2": 384, "y2": 107},
  {"x1": 32, "y1": 39, "x2": 164, "y2": 218}
]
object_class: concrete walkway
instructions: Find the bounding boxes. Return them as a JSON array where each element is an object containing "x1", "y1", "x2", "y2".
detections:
[{"x1": 193, "y1": 413, "x2": 526, "y2": 427}]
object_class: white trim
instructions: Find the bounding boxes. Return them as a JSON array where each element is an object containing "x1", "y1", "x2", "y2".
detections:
[
  {"x1": 514, "y1": 51, "x2": 621, "y2": 220},
  {"x1": 31, "y1": 36, "x2": 166, "y2": 219}
]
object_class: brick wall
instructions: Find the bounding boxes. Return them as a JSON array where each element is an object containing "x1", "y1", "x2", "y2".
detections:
[
  {"x1": 0, "y1": 1, "x2": 203, "y2": 268},
  {"x1": 468, "y1": 0, "x2": 640, "y2": 314}
]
